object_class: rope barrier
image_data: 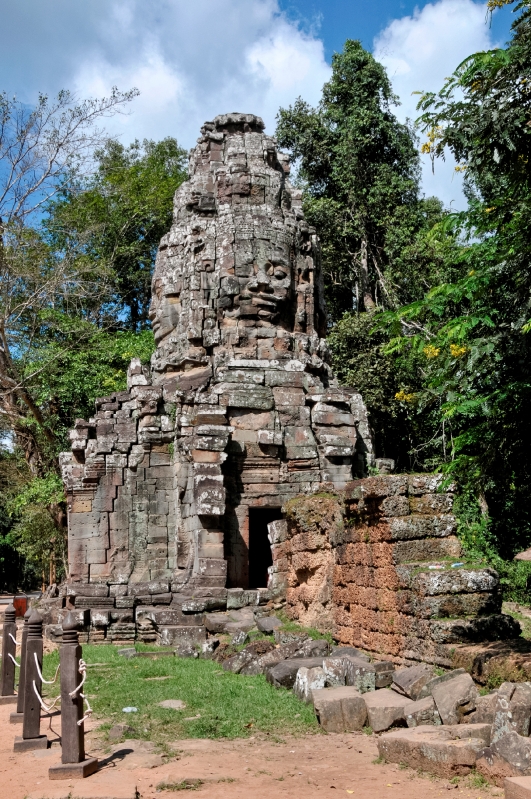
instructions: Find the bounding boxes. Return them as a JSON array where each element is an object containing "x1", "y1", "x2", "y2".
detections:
[
  {"x1": 34, "y1": 652, "x2": 60, "y2": 685},
  {"x1": 69, "y1": 659, "x2": 92, "y2": 726},
  {"x1": 32, "y1": 680, "x2": 60, "y2": 715},
  {"x1": 8, "y1": 653, "x2": 20, "y2": 668},
  {"x1": 8, "y1": 633, "x2": 20, "y2": 647}
]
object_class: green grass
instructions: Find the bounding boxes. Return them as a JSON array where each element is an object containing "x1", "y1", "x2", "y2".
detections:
[
  {"x1": 41, "y1": 645, "x2": 319, "y2": 744},
  {"x1": 467, "y1": 771, "x2": 490, "y2": 790},
  {"x1": 274, "y1": 609, "x2": 335, "y2": 645},
  {"x1": 156, "y1": 779, "x2": 203, "y2": 791}
]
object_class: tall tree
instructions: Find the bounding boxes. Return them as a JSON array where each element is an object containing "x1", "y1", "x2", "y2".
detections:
[
  {"x1": 382, "y1": 0, "x2": 531, "y2": 556},
  {"x1": 276, "y1": 40, "x2": 425, "y2": 319},
  {"x1": 276, "y1": 40, "x2": 460, "y2": 470},
  {"x1": 0, "y1": 89, "x2": 137, "y2": 472},
  {"x1": 46, "y1": 137, "x2": 188, "y2": 329}
]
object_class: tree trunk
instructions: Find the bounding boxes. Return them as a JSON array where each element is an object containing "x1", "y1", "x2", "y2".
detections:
[{"x1": 360, "y1": 240, "x2": 375, "y2": 312}]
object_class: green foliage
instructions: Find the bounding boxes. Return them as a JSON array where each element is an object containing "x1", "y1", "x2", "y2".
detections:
[
  {"x1": 328, "y1": 312, "x2": 442, "y2": 470},
  {"x1": 4, "y1": 472, "x2": 66, "y2": 581},
  {"x1": 276, "y1": 40, "x2": 435, "y2": 319},
  {"x1": 27, "y1": 324, "x2": 154, "y2": 450},
  {"x1": 378, "y1": 2, "x2": 531, "y2": 556},
  {"x1": 0, "y1": 127, "x2": 174, "y2": 587},
  {"x1": 46, "y1": 137, "x2": 187, "y2": 329}
]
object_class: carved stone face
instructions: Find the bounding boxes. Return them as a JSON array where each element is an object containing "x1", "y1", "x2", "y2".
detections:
[
  {"x1": 239, "y1": 239, "x2": 292, "y2": 322},
  {"x1": 148, "y1": 278, "x2": 181, "y2": 346}
]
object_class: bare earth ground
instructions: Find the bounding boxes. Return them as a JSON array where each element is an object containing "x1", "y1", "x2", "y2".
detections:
[{"x1": 0, "y1": 704, "x2": 504, "y2": 799}]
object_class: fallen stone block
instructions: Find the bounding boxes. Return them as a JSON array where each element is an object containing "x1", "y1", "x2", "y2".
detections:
[
  {"x1": 461, "y1": 691, "x2": 497, "y2": 725},
  {"x1": 374, "y1": 661, "x2": 396, "y2": 689},
  {"x1": 330, "y1": 646, "x2": 370, "y2": 660},
  {"x1": 476, "y1": 731, "x2": 531, "y2": 786},
  {"x1": 418, "y1": 668, "x2": 466, "y2": 699},
  {"x1": 431, "y1": 672, "x2": 478, "y2": 724},
  {"x1": 266, "y1": 657, "x2": 325, "y2": 689},
  {"x1": 256, "y1": 615, "x2": 283, "y2": 634},
  {"x1": 491, "y1": 682, "x2": 531, "y2": 743},
  {"x1": 312, "y1": 686, "x2": 367, "y2": 732},
  {"x1": 222, "y1": 649, "x2": 255, "y2": 673},
  {"x1": 294, "y1": 639, "x2": 330, "y2": 658},
  {"x1": 204, "y1": 612, "x2": 229, "y2": 633},
  {"x1": 230, "y1": 630, "x2": 248, "y2": 646},
  {"x1": 323, "y1": 655, "x2": 349, "y2": 687},
  {"x1": 293, "y1": 666, "x2": 326, "y2": 703},
  {"x1": 240, "y1": 640, "x2": 305, "y2": 676},
  {"x1": 345, "y1": 657, "x2": 380, "y2": 693},
  {"x1": 378, "y1": 724, "x2": 491, "y2": 778},
  {"x1": 224, "y1": 620, "x2": 256, "y2": 635},
  {"x1": 392, "y1": 664, "x2": 434, "y2": 700},
  {"x1": 363, "y1": 688, "x2": 416, "y2": 732},
  {"x1": 323, "y1": 655, "x2": 392, "y2": 692},
  {"x1": 273, "y1": 630, "x2": 309, "y2": 646},
  {"x1": 505, "y1": 775, "x2": 531, "y2": 799},
  {"x1": 405, "y1": 696, "x2": 442, "y2": 727}
]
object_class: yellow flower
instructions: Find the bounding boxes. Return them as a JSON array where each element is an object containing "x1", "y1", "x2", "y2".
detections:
[
  {"x1": 423, "y1": 344, "x2": 441, "y2": 359},
  {"x1": 395, "y1": 390, "x2": 417, "y2": 403},
  {"x1": 450, "y1": 344, "x2": 467, "y2": 358},
  {"x1": 487, "y1": 0, "x2": 511, "y2": 9}
]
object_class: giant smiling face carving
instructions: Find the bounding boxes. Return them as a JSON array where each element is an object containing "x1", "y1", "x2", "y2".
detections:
[{"x1": 237, "y1": 237, "x2": 293, "y2": 323}]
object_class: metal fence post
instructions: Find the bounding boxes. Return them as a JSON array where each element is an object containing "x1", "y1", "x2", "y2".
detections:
[
  {"x1": 10, "y1": 607, "x2": 31, "y2": 723},
  {"x1": 14, "y1": 610, "x2": 48, "y2": 751},
  {"x1": 49, "y1": 612, "x2": 98, "y2": 779},
  {"x1": 0, "y1": 604, "x2": 17, "y2": 705}
]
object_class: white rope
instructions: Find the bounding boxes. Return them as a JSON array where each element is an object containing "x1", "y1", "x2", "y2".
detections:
[
  {"x1": 34, "y1": 653, "x2": 60, "y2": 685},
  {"x1": 32, "y1": 680, "x2": 61, "y2": 714},
  {"x1": 69, "y1": 659, "x2": 92, "y2": 726},
  {"x1": 8, "y1": 653, "x2": 20, "y2": 668},
  {"x1": 8, "y1": 633, "x2": 20, "y2": 647},
  {"x1": 69, "y1": 658, "x2": 87, "y2": 698},
  {"x1": 78, "y1": 689, "x2": 93, "y2": 726}
]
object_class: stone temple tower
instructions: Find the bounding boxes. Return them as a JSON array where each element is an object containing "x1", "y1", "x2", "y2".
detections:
[{"x1": 60, "y1": 113, "x2": 374, "y2": 640}]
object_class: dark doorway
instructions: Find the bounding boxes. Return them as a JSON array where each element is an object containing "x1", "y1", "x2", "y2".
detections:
[{"x1": 248, "y1": 507, "x2": 282, "y2": 589}]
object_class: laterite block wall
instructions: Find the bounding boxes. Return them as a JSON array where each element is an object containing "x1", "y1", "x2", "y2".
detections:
[{"x1": 272, "y1": 475, "x2": 519, "y2": 665}]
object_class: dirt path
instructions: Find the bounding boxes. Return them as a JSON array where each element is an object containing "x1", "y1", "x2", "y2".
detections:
[{"x1": 0, "y1": 703, "x2": 502, "y2": 799}]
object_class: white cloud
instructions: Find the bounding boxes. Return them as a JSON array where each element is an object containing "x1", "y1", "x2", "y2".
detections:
[
  {"x1": 0, "y1": 0, "x2": 330, "y2": 148},
  {"x1": 374, "y1": 0, "x2": 496, "y2": 209}
]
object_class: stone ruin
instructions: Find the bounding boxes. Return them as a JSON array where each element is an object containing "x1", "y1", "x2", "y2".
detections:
[
  {"x1": 51, "y1": 113, "x2": 516, "y2": 660},
  {"x1": 57, "y1": 113, "x2": 374, "y2": 646}
]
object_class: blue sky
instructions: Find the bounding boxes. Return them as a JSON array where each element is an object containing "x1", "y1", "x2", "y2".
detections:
[
  {"x1": 0, "y1": 0, "x2": 516, "y2": 207},
  {"x1": 278, "y1": 0, "x2": 514, "y2": 58}
]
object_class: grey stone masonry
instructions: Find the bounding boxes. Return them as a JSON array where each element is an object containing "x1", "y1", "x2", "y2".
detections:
[{"x1": 58, "y1": 112, "x2": 373, "y2": 643}]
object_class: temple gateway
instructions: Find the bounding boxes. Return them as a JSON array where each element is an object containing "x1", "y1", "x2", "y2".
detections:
[
  {"x1": 54, "y1": 112, "x2": 517, "y2": 660},
  {"x1": 58, "y1": 113, "x2": 374, "y2": 645}
]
